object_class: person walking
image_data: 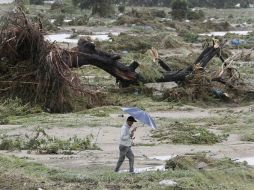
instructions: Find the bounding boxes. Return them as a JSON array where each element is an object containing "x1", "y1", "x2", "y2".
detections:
[{"x1": 114, "y1": 116, "x2": 137, "y2": 173}]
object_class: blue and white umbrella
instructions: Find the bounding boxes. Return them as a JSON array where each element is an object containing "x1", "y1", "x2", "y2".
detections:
[{"x1": 121, "y1": 107, "x2": 157, "y2": 129}]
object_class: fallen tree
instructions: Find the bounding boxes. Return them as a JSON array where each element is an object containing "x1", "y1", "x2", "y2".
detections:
[
  {"x1": 0, "y1": 9, "x2": 245, "y2": 112},
  {"x1": 69, "y1": 38, "x2": 226, "y2": 87}
]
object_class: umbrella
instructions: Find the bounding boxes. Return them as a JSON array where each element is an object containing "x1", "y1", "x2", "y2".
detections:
[{"x1": 121, "y1": 107, "x2": 157, "y2": 129}]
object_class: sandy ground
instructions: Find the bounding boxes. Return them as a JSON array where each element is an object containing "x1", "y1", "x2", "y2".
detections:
[{"x1": 1, "y1": 105, "x2": 254, "y2": 173}]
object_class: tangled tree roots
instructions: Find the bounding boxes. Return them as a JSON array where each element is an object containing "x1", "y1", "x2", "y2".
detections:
[{"x1": 0, "y1": 8, "x2": 97, "y2": 113}]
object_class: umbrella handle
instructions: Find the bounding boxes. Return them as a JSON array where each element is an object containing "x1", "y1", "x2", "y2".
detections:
[
  {"x1": 130, "y1": 127, "x2": 137, "y2": 138},
  {"x1": 131, "y1": 126, "x2": 137, "y2": 133}
]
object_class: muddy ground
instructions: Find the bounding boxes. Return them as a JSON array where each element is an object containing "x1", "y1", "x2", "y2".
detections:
[{"x1": 1, "y1": 104, "x2": 254, "y2": 173}]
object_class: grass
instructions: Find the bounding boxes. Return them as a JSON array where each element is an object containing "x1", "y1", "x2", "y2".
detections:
[{"x1": 0, "y1": 154, "x2": 254, "y2": 190}]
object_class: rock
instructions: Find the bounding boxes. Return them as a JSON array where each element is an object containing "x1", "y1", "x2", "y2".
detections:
[
  {"x1": 197, "y1": 162, "x2": 208, "y2": 170},
  {"x1": 159, "y1": 179, "x2": 177, "y2": 186},
  {"x1": 145, "y1": 82, "x2": 178, "y2": 91}
]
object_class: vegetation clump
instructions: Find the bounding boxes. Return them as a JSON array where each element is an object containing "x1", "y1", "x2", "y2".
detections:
[
  {"x1": 152, "y1": 122, "x2": 228, "y2": 144},
  {"x1": 96, "y1": 33, "x2": 152, "y2": 53},
  {"x1": 0, "y1": 97, "x2": 42, "y2": 124},
  {"x1": 0, "y1": 127, "x2": 99, "y2": 154},
  {"x1": 241, "y1": 133, "x2": 254, "y2": 142},
  {"x1": 96, "y1": 33, "x2": 183, "y2": 53},
  {"x1": 179, "y1": 30, "x2": 199, "y2": 43},
  {"x1": 166, "y1": 153, "x2": 244, "y2": 170}
]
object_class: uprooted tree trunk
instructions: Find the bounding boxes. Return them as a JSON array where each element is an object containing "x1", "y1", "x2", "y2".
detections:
[{"x1": 69, "y1": 39, "x2": 226, "y2": 87}]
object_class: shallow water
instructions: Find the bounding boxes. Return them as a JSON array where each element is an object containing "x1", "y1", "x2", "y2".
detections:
[
  {"x1": 199, "y1": 31, "x2": 252, "y2": 37},
  {"x1": 45, "y1": 34, "x2": 78, "y2": 44},
  {"x1": 0, "y1": 0, "x2": 13, "y2": 3},
  {"x1": 148, "y1": 155, "x2": 176, "y2": 161},
  {"x1": 236, "y1": 157, "x2": 254, "y2": 166},
  {"x1": 45, "y1": 32, "x2": 119, "y2": 44}
]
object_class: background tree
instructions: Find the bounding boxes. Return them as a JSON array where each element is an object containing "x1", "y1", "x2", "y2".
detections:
[
  {"x1": 171, "y1": 0, "x2": 188, "y2": 20},
  {"x1": 111, "y1": 0, "x2": 252, "y2": 8},
  {"x1": 72, "y1": 0, "x2": 115, "y2": 17}
]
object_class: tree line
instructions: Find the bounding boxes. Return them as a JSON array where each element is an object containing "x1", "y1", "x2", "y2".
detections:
[{"x1": 115, "y1": 0, "x2": 253, "y2": 8}]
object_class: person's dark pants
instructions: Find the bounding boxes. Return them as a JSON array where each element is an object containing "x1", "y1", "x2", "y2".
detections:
[{"x1": 115, "y1": 145, "x2": 134, "y2": 172}]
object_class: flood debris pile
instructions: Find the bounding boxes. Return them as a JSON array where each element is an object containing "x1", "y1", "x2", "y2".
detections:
[
  {"x1": 151, "y1": 122, "x2": 228, "y2": 144},
  {"x1": 165, "y1": 153, "x2": 245, "y2": 171},
  {"x1": 145, "y1": 43, "x2": 253, "y2": 102},
  {"x1": 0, "y1": 9, "x2": 98, "y2": 113},
  {"x1": 164, "y1": 153, "x2": 254, "y2": 189}
]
